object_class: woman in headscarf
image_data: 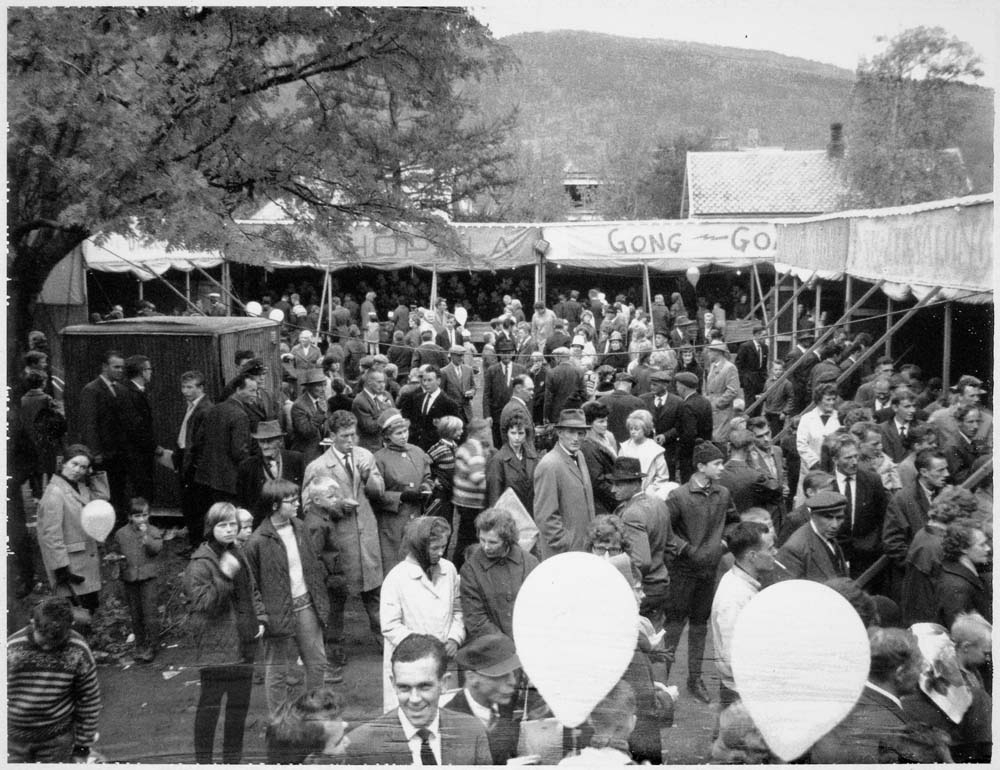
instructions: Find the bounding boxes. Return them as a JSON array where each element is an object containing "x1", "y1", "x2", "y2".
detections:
[{"x1": 379, "y1": 515, "x2": 463, "y2": 711}]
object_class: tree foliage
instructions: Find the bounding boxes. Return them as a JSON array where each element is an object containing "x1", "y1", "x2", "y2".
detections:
[
  {"x1": 7, "y1": 6, "x2": 517, "y2": 364},
  {"x1": 844, "y1": 26, "x2": 984, "y2": 208}
]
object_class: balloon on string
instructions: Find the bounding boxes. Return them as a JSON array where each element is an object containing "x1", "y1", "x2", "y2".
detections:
[
  {"x1": 268, "y1": 308, "x2": 285, "y2": 322},
  {"x1": 80, "y1": 499, "x2": 116, "y2": 542},
  {"x1": 685, "y1": 265, "x2": 701, "y2": 288},
  {"x1": 245, "y1": 301, "x2": 262, "y2": 317},
  {"x1": 732, "y1": 580, "x2": 869, "y2": 761},
  {"x1": 454, "y1": 306, "x2": 468, "y2": 327},
  {"x1": 512, "y1": 552, "x2": 638, "y2": 728}
]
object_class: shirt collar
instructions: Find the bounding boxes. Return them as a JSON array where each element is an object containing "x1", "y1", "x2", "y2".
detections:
[
  {"x1": 865, "y1": 681, "x2": 902, "y2": 710},
  {"x1": 463, "y1": 689, "x2": 495, "y2": 726},
  {"x1": 732, "y1": 563, "x2": 762, "y2": 590},
  {"x1": 397, "y1": 707, "x2": 441, "y2": 741}
]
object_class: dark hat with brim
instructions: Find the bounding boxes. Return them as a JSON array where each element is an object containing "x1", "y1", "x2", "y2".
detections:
[
  {"x1": 495, "y1": 338, "x2": 515, "y2": 353},
  {"x1": 554, "y1": 409, "x2": 588, "y2": 430},
  {"x1": 298, "y1": 368, "x2": 326, "y2": 386},
  {"x1": 455, "y1": 633, "x2": 521, "y2": 677},
  {"x1": 674, "y1": 314, "x2": 693, "y2": 326},
  {"x1": 608, "y1": 456, "x2": 645, "y2": 482},
  {"x1": 250, "y1": 420, "x2": 284, "y2": 440}
]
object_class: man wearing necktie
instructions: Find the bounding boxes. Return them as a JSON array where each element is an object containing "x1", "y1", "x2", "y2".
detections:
[
  {"x1": 340, "y1": 634, "x2": 491, "y2": 765},
  {"x1": 776, "y1": 490, "x2": 850, "y2": 582},
  {"x1": 483, "y1": 338, "x2": 525, "y2": 448},
  {"x1": 290, "y1": 369, "x2": 329, "y2": 464},
  {"x1": 830, "y1": 434, "x2": 888, "y2": 583},
  {"x1": 78, "y1": 350, "x2": 128, "y2": 520},
  {"x1": 735, "y1": 324, "x2": 768, "y2": 413},
  {"x1": 236, "y1": 420, "x2": 304, "y2": 527},
  {"x1": 175, "y1": 370, "x2": 213, "y2": 548}
]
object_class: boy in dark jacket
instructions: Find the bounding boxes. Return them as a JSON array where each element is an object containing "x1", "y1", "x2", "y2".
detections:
[{"x1": 112, "y1": 497, "x2": 164, "y2": 662}]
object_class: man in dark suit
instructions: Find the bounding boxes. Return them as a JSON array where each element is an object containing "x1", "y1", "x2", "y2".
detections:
[
  {"x1": 881, "y1": 449, "x2": 947, "y2": 599},
  {"x1": 811, "y1": 628, "x2": 945, "y2": 763},
  {"x1": 343, "y1": 634, "x2": 492, "y2": 765},
  {"x1": 543, "y1": 348, "x2": 586, "y2": 425},
  {"x1": 879, "y1": 387, "x2": 918, "y2": 464},
  {"x1": 542, "y1": 319, "x2": 572, "y2": 362},
  {"x1": 777, "y1": 491, "x2": 850, "y2": 582},
  {"x1": 746, "y1": 416, "x2": 789, "y2": 529},
  {"x1": 669, "y1": 314, "x2": 695, "y2": 348},
  {"x1": 440, "y1": 345, "x2": 476, "y2": 423},
  {"x1": 175, "y1": 370, "x2": 213, "y2": 548},
  {"x1": 943, "y1": 404, "x2": 985, "y2": 485},
  {"x1": 734, "y1": 324, "x2": 768, "y2": 410},
  {"x1": 78, "y1": 349, "x2": 128, "y2": 519},
  {"x1": 650, "y1": 293, "x2": 670, "y2": 336},
  {"x1": 410, "y1": 329, "x2": 447, "y2": 372},
  {"x1": 598, "y1": 373, "x2": 645, "y2": 444},
  {"x1": 289, "y1": 368, "x2": 328, "y2": 464},
  {"x1": 829, "y1": 434, "x2": 889, "y2": 581},
  {"x1": 512, "y1": 325, "x2": 537, "y2": 368},
  {"x1": 500, "y1": 375, "x2": 536, "y2": 446},
  {"x1": 404, "y1": 365, "x2": 462, "y2": 451},
  {"x1": 674, "y1": 371, "x2": 713, "y2": 483},
  {"x1": 641, "y1": 370, "x2": 682, "y2": 477},
  {"x1": 483, "y1": 338, "x2": 525, "y2": 447},
  {"x1": 117, "y1": 354, "x2": 161, "y2": 510},
  {"x1": 444, "y1": 634, "x2": 522, "y2": 765},
  {"x1": 236, "y1": 420, "x2": 304, "y2": 526},
  {"x1": 435, "y1": 315, "x2": 462, "y2": 351},
  {"x1": 563, "y1": 290, "x2": 583, "y2": 327},
  {"x1": 786, "y1": 337, "x2": 820, "y2": 413},
  {"x1": 352, "y1": 369, "x2": 395, "y2": 452},
  {"x1": 717, "y1": 428, "x2": 782, "y2": 514},
  {"x1": 195, "y1": 372, "x2": 256, "y2": 503}
]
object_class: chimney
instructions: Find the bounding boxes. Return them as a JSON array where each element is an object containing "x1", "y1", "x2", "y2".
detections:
[{"x1": 827, "y1": 122, "x2": 845, "y2": 159}]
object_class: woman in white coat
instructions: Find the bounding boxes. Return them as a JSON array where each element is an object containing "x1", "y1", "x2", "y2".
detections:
[{"x1": 379, "y1": 515, "x2": 464, "y2": 711}]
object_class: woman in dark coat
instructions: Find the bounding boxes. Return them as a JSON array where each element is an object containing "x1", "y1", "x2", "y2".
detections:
[
  {"x1": 485, "y1": 412, "x2": 537, "y2": 512},
  {"x1": 184, "y1": 502, "x2": 267, "y2": 764},
  {"x1": 935, "y1": 520, "x2": 992, "y2": 628}
]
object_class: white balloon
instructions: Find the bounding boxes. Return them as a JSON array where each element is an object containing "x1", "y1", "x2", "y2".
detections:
[
  {"x1": 454, "y1": 306, "x2": 468, "y2": 327},
  {"x1": 685, "y1": 265, "x2": 701, "y2": 288},
  {"x1": 732, "y1": 580, "x2": 869, "y2": 761},
  {"x1": 245, "y1": 301, "x2": 262, "y2": 317},
  {"x1": 512, "y1": 552, "x2": 638, "y2": 728},
  {"x1": 268, "y1": 308, "x2": 285, "y2": 322},
  {"x1": 80, "y1": 499, "x2": 116, "y2": 542}
]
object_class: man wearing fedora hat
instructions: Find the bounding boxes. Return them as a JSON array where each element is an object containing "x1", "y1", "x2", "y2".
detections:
[
  {"x1": 669, "y1": 315, "x2": 693, "y2": 349},
  {"x1": 236, "y1": 420, "x2": 304, "y2": 527},
  {"x1": 704, "y1": 340, "x2": 741, "y2": 445},
  {"x1": 441, "y1": 345, "x2": 476, "y2": 423},
  {"x1": 608, "y1": 457, "x2": 673, "y2": 624},
  {"x1": 444, "y1": 633, "x2": 523, "y2": 764},
  {"x1": 534, "y1": 409, "x2": 596, "y2": 559},
  {"x1": 484, "y1": 337, "x2": 526, "y2": 448},
  {"x1": 290, "y1": 369, "x2": 329, "y2": 464}
]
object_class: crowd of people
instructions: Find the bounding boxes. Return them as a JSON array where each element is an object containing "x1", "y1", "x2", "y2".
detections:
[{"x1": 6, "y1": 280, "x2": 993, "y2": 764}]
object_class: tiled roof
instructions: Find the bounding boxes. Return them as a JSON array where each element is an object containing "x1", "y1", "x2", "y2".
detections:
[{"x1": 686, "y1": 150, "x2": 847, "y2": 216}]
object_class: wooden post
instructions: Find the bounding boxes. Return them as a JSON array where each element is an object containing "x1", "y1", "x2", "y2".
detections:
[
  {"x1": 185, "y1": 271, "x2": 191, "y2": 304},
  {"x1": 791, "y1": 276, "x2": 799, "y2": 346},
  {"x1": 326, "y1": 271, "x2": 334, "y2": 334},
  {"x1": 222, "y1": 262, "x2": 232, "y2": 316},
  {"x1": 943, "y1": 301, "x2": 953, "y2": 392},
  {"x1": 138, "y1": 278, "x2": 144, "y2": 301},
  {"x1": 430, "y1": 268, "x2": 438, "y2": 309},
  {"x1": 643, "y1": 262, "x2": 653, "y2": 315},
  {"x1": 316, "y1": 270, "x2": 328, "y2": 336},
  {"x1": 752, "y1": 263, "x2": 768, "y2": 326},
  {"x1": 814, "y1": 279, "x2": 822, "y2": 330},
  {"x1": 843, "y1": 275, "x2": 853, "y2": 334},
  {"x1": 885, "y1": 297, "x2": 893, "y2": 357},
  {"x1": 749, "y1": 267, "x2": 755, "y2": 316},
  {"x1": 771, "y1": 268, "x2": 780, "y2": 365}
]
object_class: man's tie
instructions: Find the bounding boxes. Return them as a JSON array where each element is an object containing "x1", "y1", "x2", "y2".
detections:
[
  {"x1": 900, "y1": 424, "x2": 907, "y2": 439},
  {"x1": 418, "y1": 728, "x2": 436, "y2": 765},
  {"x1": 827, "y1": 538, "x2": 846, "y2": 574},
  {"x1": 422, "y1": 393, "x2": 431, "y2": 416},
  {"x1": 266, "y1": 459, "x2": 278, "y2": 480},
  {"x1": 843, "y1": 476, "x2": 854, "y2": 529},
  {"x1": 178, "y1": 401, "x2": 195, "y2": 449},
  {"x1": 344, "y1": 452, "x2": 354, "y2": 483},
  {"x1": 820, "y1": 413, "x2": 830, "y2": 425},
  {"x1": 505, "y1": 364, "x2": 511, "y2": 387}
]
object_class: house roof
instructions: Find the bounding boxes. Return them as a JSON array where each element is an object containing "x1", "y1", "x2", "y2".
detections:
[{"x1": 685, "y1": 150, "x2": 847, "y2": 216}]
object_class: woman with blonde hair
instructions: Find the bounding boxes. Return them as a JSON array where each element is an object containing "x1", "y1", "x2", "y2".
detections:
[{"x1": 618, "y1": 410, "x2": 676, "y2": 500}]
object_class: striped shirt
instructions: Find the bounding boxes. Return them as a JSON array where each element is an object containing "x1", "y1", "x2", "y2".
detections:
[
  {"x1": 7, "y1": 626, "x2": 101, "y2": 746},
  {"x1": 426, "y1": 439, "x2": 457, "y2": 494},
  {"x1": 453, "y1": 437, "x2": 488, "y2": 510}
]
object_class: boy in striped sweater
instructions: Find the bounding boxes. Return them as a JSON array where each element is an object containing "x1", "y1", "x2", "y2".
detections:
[
  {"x1": 7, "y1": 597, "x2": 102, "y2": 762},
  {"x1": 450, "y1": 418, "x2": 492, "y2": 572}
]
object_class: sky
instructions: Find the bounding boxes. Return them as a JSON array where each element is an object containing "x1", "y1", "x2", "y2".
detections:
[{"x1": 472, "y1": 0, "x2": 999, "y2": 87}]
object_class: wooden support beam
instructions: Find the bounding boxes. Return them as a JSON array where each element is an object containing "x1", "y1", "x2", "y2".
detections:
[{"x1": 943, "y1": 301, "x2": 953, "y2": 393}]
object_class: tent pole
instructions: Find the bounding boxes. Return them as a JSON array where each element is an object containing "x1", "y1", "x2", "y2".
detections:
[
  {"x1": 771, "y1": 268, "x2": 780, "y2": 365},
  {"x1": 751, "y1": 264, "x2": 768, "y2": 326},
  {"x1": 222, "y1": 262, "x2": 232, "y2": 316},
  {"x1": 316, "y1": 270, "x2": 327, "y2": 337},
  {"x1": 326, "y1": 271, "x2": 334, "y2": 335},
  {"x1": 430, "y1": 268, "x2": 438, "y2": 309},
  {"x1": 188, "y1": 261, "x2": 247, "y2": 314},
  {"x1": 942, "y1": 301, "x2": 953, "y2": 392},
  {"x1": 814, "y1": 280, "x2": 822, "y2": 330},
  {"x1": 749, "y1": 267, "x2": 755, "y2": 315},
  {"x1": 185, "y1": 272, "x2": 191, "y2": 304},
  {"x1": 643, "y1": 263, "x2": 653, "y2": 315},
  {"x1": 843, "y1": 276, "x2": 853, "y2": 335},
  {"x1": 138, "y1": 279, "x2": 144, "y2": 302},
  {"x1": 791, "y1": 276, "x2": 799, "y2": 346},
  {"x1": 885, "y1": 298, "x2": 893, "y2": 357}
]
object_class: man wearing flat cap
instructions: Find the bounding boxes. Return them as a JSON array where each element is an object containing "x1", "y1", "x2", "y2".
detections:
[
  {"x1": 777, "y1": 490, "x2": 850, "y2": 582},
  {"x1": 598, "y1": 371, "x2": 646, "y2": 444},
  {"x1": 236, "y1": 419, "x2": 304, "y2": 527},
  {"x1": 674, "y1": 371, "x2": 713, "y2": 483},
  {"x1": 290, "y1": 368, "x2": 329, "y2": 464},
  {"x1": 641, "y1": 369, "x2": 682, "y2": 479},
  {"x1": 444, "y1": 634, "x2": 523, "y2": 764},
  {"x1": 533, "y1": 409, "x2": 596, "y2": 559},
  {"x1": 441, "y1": 345, "x2": 476, "y2": 423}
]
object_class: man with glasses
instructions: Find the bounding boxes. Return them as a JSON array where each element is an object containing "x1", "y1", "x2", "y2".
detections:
[
  {"x1": 236, "y1": 420, "x2": 304, "y2": 527},
  {"x1": 747, "y1": 416, "x2": 788, "y2": 526}
]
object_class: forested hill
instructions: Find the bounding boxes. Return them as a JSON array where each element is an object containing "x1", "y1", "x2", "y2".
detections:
[{"x1": 472, "y1": 30, "x2": 993, "y2": 190}]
